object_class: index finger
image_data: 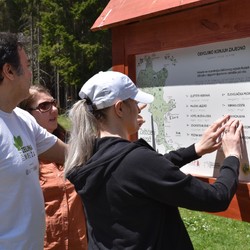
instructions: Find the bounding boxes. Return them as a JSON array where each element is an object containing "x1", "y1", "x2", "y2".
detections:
[{"x1": 210, "y1": 115, "x2": 230, "y2": 131}]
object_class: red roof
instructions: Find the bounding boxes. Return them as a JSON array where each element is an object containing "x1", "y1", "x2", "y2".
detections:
[{"x1": 91, "y1": 0, "x2": 220, "y2": 31}]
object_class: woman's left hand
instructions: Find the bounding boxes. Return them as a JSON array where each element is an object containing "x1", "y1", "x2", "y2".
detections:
[{"x1": 195, "y1": 115, "x2": 231, "y2": 156}]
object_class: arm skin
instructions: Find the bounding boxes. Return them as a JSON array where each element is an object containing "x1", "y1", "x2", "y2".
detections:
[{"x1": 39, "y1": 139, "x2": 68, "y2": 165}]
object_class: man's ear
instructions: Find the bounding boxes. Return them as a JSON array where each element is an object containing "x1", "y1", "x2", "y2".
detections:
[
  {"x1": 114, "y1": 100, "x2": 123, "y2": 118},
  {"x1": 2, "y1": 63, "x2": 14, "y2": 80}
]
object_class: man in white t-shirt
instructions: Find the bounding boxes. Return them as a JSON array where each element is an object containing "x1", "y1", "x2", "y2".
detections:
[{"x1": 0, "y1": 32, "x2": 67, "y2": 249}]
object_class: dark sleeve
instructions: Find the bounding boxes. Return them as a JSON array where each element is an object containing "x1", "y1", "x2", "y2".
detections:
[
  {"x1": 121, "y1": 147, "x2": 239, "y2": 212},
  {"x1": 163, "y1": 144, "x2": 200, "y2": 167}
]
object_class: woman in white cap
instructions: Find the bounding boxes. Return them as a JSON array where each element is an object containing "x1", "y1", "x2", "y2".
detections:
[{"x1": 65, "y1": 71, "x2": 243, "y2": 250}]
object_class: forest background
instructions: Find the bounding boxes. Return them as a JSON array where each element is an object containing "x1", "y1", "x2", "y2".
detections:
[{"x1": 0, "y1": 0, "x2": 111, "y2": 111}]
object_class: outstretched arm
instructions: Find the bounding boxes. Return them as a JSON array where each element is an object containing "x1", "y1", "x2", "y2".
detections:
[{"x1": 39, "y1": 138, "x2": 68, "y2": 165}]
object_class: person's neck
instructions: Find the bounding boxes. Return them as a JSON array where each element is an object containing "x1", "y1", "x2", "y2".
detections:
[
  {"x1": 99, "y1": 110, "x2": 129, "y2": 140},
  {"x1": 0, "y1": 83, "x2": 18, "y2": 113},
  {"x1": 100, "y1": 131, "x2": 121, "y2": 138},
  {"x1": 100, "y1": 130, "x2": 129, "y2": 140},
  {"x1": 0, "y1": 99, "x2": 16, "y2": 113}
]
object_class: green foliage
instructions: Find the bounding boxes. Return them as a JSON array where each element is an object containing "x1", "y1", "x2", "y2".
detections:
[
  {"x1": 0, "y1": 0, "x2": 111, "y2": 105},
  {"x1": 38, "y1": 0, "x2": 111, "y2": 86},
  {"x1": 180, "y1": 208, "x2": 250, "y2": 249},
  {"x1": 58, "y1": 114, "x2": 71, "y2": 131},
  {"x1": 0, "y1": 0, "x2": 25, "y2": 32}
]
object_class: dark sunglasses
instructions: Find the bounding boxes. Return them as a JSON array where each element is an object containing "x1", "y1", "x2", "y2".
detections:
[{"x1": 30, "y1": 99, "x2": 57, "y2": 113}]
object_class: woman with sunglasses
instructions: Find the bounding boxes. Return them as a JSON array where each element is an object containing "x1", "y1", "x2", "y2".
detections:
[{"x1": 19, "y1": 85, "x2": 87, "y2": 250}]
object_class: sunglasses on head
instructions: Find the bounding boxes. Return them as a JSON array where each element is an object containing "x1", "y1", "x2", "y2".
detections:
[{"x1": 30, "y1": 99, "x2": 57, "y2": 113}]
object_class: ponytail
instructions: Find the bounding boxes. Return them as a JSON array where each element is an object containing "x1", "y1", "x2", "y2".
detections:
[{"x1": 64, "y1": 100, "x2": 98, "y2": 176}]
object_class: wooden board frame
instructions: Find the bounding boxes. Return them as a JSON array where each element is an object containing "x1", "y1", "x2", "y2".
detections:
[{"x1": 110, "y1": 0, "x2": 250, "y2": 222}]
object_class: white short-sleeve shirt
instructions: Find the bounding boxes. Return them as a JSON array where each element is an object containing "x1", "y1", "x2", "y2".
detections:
[{"x1": 0, "y1": 107, "x2": 57, "y2": 250}]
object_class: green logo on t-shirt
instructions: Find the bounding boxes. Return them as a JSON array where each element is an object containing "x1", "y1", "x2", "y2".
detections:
[
  {"x1": 13, "y1": 136, "x2": 23, "y2": 151},
  {"x1": 13, "y1": 135, "x2": 36, "y2": 161}
]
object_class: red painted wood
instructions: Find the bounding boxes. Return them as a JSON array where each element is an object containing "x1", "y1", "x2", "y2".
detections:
[
  {"x1": 97, "y1": 0, "x2": 250, "y2": 222},
  {"x1": 92, "y1": 0, "x2": 221, "y2": 31}
]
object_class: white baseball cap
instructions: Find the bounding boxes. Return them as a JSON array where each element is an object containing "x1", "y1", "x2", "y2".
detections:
[{"x1": 79, "y1": 71, "x2": 154, "y2": 110}]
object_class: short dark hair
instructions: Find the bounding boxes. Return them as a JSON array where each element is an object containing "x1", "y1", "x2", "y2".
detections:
[{"x1": 0, "y1": 32, "x2": 26, "y2": 82}]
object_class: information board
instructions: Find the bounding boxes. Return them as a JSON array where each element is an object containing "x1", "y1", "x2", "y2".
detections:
[{"x1": 136, "y1": 37, "x2": 250, "y2": 182}]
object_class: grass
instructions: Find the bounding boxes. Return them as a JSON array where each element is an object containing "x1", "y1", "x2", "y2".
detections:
[
  {"x1": 59, "y1": 114, "x2": 250, "y2": 249},
  {"x1": 180, "y1": 208, "x2": 250, "y2": 249},
  {"x1": 58, "y1": 114, "x2": 71, "y2": 131}
]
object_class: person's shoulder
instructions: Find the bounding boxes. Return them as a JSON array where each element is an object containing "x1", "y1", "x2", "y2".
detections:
[
  {"x1": 121, "y1": 139, "x2": 157, "y2": 162},
  {"x1": 14, "y1": 107, "x2": 44, "y2": 133},
  {"x1": 14, "y1": 107, "x2": 37, "y2": 122},
  {"x1": 134, "y1": 138, "x2": 155, "y2": 151},
  {"x1": 14, "y1": 106, "x2": 31, "y2": 116}
]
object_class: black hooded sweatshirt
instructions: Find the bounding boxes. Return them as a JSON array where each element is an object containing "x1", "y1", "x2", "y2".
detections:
[{"x1": 67, "y1": 137, "x2": 239, "y2": 250}]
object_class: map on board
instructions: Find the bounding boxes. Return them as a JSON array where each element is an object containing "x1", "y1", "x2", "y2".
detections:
[
  {"x1": 137, "y1": 55, "x2": 177, "y2": 152},
  {"x1": 136, "y1": 37, "x2": 250, "y2": 182}
]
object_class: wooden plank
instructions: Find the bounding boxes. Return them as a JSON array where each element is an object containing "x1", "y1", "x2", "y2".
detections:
[
  {"x1": 111, "y1": 27, "x2": 125, "y2": 73},
  {"x1": 121, "y1": 0, "x2": 250, "y2": 55},
  {"x1": 92, "y1": 0, "x2": 222, "y2": 31}
]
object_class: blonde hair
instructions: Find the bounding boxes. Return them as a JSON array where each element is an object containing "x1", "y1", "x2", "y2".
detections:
[{"x1": 64, "y1": 100, "x2": 99, "y2": 176}]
